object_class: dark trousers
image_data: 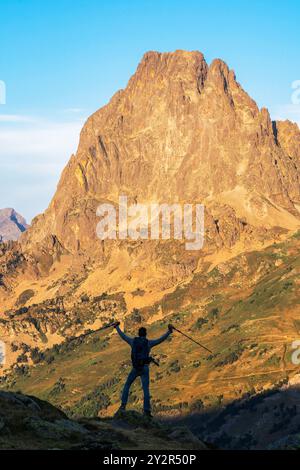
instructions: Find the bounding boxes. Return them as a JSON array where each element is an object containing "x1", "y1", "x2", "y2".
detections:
[{"x1": 121, "y1": 365, "x2": 151, "y2": 412}]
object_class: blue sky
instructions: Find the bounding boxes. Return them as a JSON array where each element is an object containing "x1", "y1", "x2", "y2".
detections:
[{"x1": 0, "y1": 0, "x2": 299, "y2": 222}]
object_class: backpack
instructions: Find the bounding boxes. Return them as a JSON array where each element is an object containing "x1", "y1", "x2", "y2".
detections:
[{"x1": 131, "y1": 337, "x2": 150, "y2": 370}]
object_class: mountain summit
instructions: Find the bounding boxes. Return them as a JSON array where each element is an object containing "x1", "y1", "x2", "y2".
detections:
[
  {"x1": 0, "y1": 208, "x2": 28, "y2": 241},
  {"x1": 23, "y1": 50, "x2": 300, "y2": 255},
  {"x1": 1, "y1": 49, "x2": 300, "y2": 317}
]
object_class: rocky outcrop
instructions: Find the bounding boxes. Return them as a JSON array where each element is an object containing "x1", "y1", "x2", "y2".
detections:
[
  {"x1": 0, "y1": 209, "x2": 28, "y2": 242},
  {"x1": 0, "y1": 49, "x2": 299, "y2": 318},
  {"x1": 0, "y1": 390, "x2": 206, "y2": 450},
  {"x1": 22, "y1": 50, "x2": 300, "y2": 256}
]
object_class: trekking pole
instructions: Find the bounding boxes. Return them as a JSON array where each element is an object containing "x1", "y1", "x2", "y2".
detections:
[
  {"x1": 68, "y1": 321, "x2": 117, "y2": 344},
  {"x1": 172, "y1": 326, "x2": 213, "y2": 354}
]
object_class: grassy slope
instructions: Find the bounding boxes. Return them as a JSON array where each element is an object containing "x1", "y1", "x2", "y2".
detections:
[{"x1": 1, "y1": 232, "x2": 300, "y2": 446}]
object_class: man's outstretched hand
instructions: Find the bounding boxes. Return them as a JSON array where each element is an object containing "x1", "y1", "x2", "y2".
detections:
[{"x1": 168, "y1": 324, "x2": 174, "y2": 333}]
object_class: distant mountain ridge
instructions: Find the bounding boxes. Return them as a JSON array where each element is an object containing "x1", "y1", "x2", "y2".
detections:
[{"x1": 0, "y1": 208, "x2": 28, "y2": 241}]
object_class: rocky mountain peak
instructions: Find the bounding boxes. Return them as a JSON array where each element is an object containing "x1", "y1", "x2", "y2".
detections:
[
  {"x1": 0, "y1": 208, "x2": 28, "y2": 242},
  {"x1": 133, "y1": 50, "x2": 207, "y2": 82},
  {"x1": 19, "y1": 50, "x2": 300, "y2": 257}
]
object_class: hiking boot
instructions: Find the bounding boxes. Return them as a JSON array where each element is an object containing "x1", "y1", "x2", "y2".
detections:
[{"x1": 143, "y1": 410, "x2": 153, "y2": 418}]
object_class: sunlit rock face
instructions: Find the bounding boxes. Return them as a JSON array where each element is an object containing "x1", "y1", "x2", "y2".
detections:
[
  {"x1": 22, "y1": 50, "x2": 300, "y2": 255},
  {"x1": 0, "y1": 50, "x2": 299, "y2": 312}
]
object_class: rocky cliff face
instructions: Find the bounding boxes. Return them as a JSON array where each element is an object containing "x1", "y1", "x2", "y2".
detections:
[
  {"x1": 22, "y1": 50, "x2": 300, "y2": 256},
  {"x1": 1, "y1": 49, "x2": 300, "y2": 314},
  {"x1": 0, "y1": 208, "x2": 28, "y2": 242}
]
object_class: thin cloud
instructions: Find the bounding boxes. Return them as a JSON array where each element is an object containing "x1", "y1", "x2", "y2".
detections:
[
  {"x1": 0, "y1": 117, "x2": 86, "y2": 220},
  {"x1": 62, "y1": 108, "x2": 84, "y2": 114},
  {"x1": 0, "y1": 114, "x2": 36, "y2": 123},
  {"x1": 0, "y1": 120, "x2": 84, "y2": 159}
]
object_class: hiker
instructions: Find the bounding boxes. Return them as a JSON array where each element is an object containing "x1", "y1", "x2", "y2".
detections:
[{"x1": 113, "y1": 322, "x2": 173, "y2": 417}]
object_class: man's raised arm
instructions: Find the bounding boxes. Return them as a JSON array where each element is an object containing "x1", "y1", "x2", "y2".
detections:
[
  {"x1": 149, "y1": 324, "x2": 173, "y2": 348},
  {"x1": 114, "y1": 322, "x2": 133, "y2": 346}
]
